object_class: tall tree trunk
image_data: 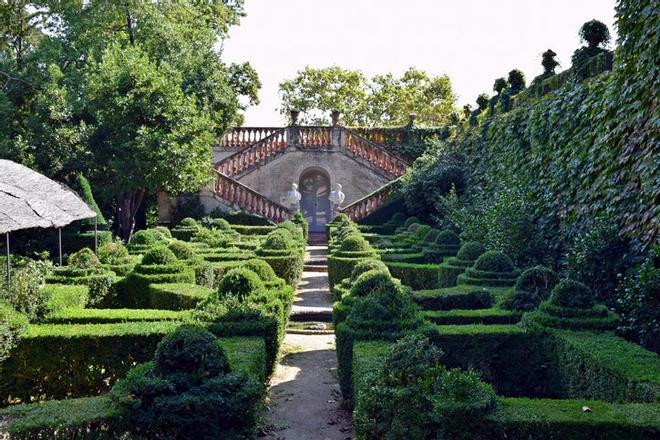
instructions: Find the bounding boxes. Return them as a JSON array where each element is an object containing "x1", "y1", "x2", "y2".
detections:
[{"x1": 118, "y1": 188, "x2": 145, "y2": 243}]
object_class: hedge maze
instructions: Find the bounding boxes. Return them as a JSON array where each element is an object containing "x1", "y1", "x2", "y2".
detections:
[
  {"x1": 0, "y1": 217, "x2": 306, "y2": 438},
  {"x1": 329, "y1": 214, "x2": 659, "y2": 439}
]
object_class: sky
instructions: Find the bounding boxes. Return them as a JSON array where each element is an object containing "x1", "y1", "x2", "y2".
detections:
[{"x1": 221, "y1": 0, "x2": 618, "y2": 126}]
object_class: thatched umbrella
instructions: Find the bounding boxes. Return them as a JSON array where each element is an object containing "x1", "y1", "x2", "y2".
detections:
[{"x1": 0, "y1": 160, "x2": 96, "y2": 280}]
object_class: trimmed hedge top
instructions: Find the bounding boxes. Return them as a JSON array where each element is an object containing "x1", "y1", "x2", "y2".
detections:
[
  {"x1": 131, "y1": 229, "x2": 158, "y2": 246},
  {"x1": 142, "y1": 247, "x2": 178, "y2": 266},
  {"x1": 550, "y1": 280, "x2": 595, "y2": 309},
  {"x1": 68, "y1": 248, "x2": 101, "y2": 269},
  {"x1": 403, "y1": 217, "x2": 421, "y2": 228},
  {"x1": 241, "y1": 259, "x2": 278, "y2": 283},
  {"x1": 340, "y1": 235, "x2": 371, "y2": 252},
  {"x1": 456, "y1": 242, "x2": 486, "y2": 261},
  {"x1": 350, "y1": 260, "x2": 390, "y2": 283},
  {"x1": 217, "y1": 268, "x2": 265, "y2": 300},
  {"x1": 167, "y1": 240, "x2": 194, "y2": 260},
  {"x1": 474, "y1": 251, "x2": 514, "y2": 273},
  {"x1": 350, "y1": 270, "x2": 399, "y2": 297},
  {"x1": 436, "y1": 229, "x2": 460, "y2": 246},
  {"x1": 97, "y1": 242, "x2": 129, "y2": 265}
]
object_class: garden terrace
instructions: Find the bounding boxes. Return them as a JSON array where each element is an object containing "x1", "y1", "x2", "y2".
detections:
[{"x1": 328, "y1": 215, "x2": 659, "y2": 438}]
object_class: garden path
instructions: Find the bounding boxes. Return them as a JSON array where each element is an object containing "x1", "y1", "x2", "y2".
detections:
[{"x1": 261, "y1": 245, "x2": 353, "y2": 440}]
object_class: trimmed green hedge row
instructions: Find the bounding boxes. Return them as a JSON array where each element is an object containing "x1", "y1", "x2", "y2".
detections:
[
  {"x1": 147, "y1": 283, "x2": 211, "y2": 310},
  {"x1": 45, "y1": 308, "x2": 189, "y2": 324},
  {"x1": 422, "y1": 308, "x2": 521, "y2": 325},
  {"x1": 0, "y1": 337, "x2": 266, "y2": 438},
  {"x1": 384, "y1": 261, "x2": 439, "y2": 290}
]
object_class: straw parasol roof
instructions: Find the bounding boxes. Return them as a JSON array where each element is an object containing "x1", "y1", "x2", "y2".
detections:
[{"x1": 0, "y1": 160, "x2": 96, "y2": 234}]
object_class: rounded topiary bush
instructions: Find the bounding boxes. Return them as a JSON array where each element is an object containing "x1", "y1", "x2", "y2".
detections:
[
  {"x1": 550, "y1": 279, "x2": 594, "y2": 309},
  {"x1": 473, "y1": 251, "x2": 514, "y2": 273},
  {"x1": 456, "y1": 242, "x2": 486, "y2": 261},
  {"x1": 142, "y1": 247, "x2": 178, "y2": 266},
  {"x1": 350, "y1": 270, "x2": 399, "y2": 297},
  {"x1": 154, "y1": 324, "x2": 230, "y2": 377},
  {"x1": 152, "y1": 226, "x2": 172, "y2": 241},
  {"x1": 423, "y1": 229, "x2": 440, "y2": 242},
  {"x1": 407, "y1": 223, "x2": 421, "y2": 233},
  {"x1": 262, "y1": 230, "x2": 293, "y2": 251},
  {"x1": 68, "y1": 247, "x2": 101, "y2": 269},
  {"x1": 168, "y1": 240, "x2": 194, "y2": 260},
  {"x1": 340, "y1": 234, "x2": 370, "y2": 252},
  {"x1": 389, "y1": 212, "x2": 406, "y2": 224},
  {"x1": 515, "y1": 266, "x2": 557, "y2": 298},
  {"x1": 179, "y1": 217, "x2": 198, "y2": 228},
  {"x1": 97, "y1": 242, "x2": 129, "y2": 265},
  {"x1": 501, "y1": 289, "x2": 543, "y2": 312},
  {"x1": 217, "y1": 268, "x2": 264, "y2": 299},
  {"x1": 212, "y1": 218, "x2": 231, "y2": 230},
  {"x1": 131, "y1": 229, "x2": 158, "y2": 246},
  {"x1": 436, "y1": 229, "x2": 460, "y2": 246},
  {"x1": 242, "y1": 259, "x2": 278, "y2": 283},
  {"x1": 414, "y1": 224, "x2": 432, "y2": 238},
  {"x1": 278, "y1": 221, "x2": 304, "y2": 243},
  {"x1": 350, "y1": 260, "x2": 389, "y2": 283},
  {"x1": 403, "y1": 217, "x2": 420, "y2": 228}
]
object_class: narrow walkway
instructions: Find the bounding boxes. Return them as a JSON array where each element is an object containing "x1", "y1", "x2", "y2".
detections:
[{"x1": 262, "y1": 244, "x2": 353, "y2": 440}]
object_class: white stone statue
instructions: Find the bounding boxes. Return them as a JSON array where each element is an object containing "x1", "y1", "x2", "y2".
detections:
[
  {"x1": 283, "y1": 183, "x2": 302, "y2": 211},
  {"x1": 329, "y1": 183, "x2": 345, "y2": 213}
]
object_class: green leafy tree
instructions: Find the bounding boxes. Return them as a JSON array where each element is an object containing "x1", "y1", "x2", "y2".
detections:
[
  {"x1": 85, "y1": 44, "x2": 214, "y2": 241},
  {"x1": 279, "y1": 66, "x2": 456, "y2": 126}
]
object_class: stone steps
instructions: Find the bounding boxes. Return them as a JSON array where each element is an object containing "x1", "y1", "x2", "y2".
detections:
[{"x1": 289, "y1": 306, "x2": 333, "y2": 323}]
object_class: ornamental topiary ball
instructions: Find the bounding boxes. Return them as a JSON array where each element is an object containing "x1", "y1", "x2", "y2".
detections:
[
  {"x1": 515, "y1": 266, "x2": 558, "y2": 299},
  {"x1": 217, "y1": 268, "x2": 264, "y2": 300},
  {"x1": 456, "y1": 242, "x2": 486, "y2": 261},
  {"x1": 403, "y1": 217, "x2": 420, "y2": 228},
  {"x1": 167, "y1": 240, "x2": 194, "y2": 260},
  {"x1": 242, "y1": 258, "x2": 278, "y2": 283},
  {"x1": 68, "y1": 247, "x2": 101, "y2": 269},
  {"x1": 154, "y1": 324, "x2": 230, "y2": 378},
  {"x1": 152, "y1": 226, "x2": 172, "y2": 241},
  {"x1": 389, "y1": 212, "x2": 406, "y2": 224},
  {"x1": 141, "y1": 246, "x2": 178, "y2": 266},
  {"x1": 97, "y1": 242, "x2": 129, "y2": 265},
  {"x1": 212, "y1": 218, "x2": 231, "y2": 230},
  {"x1": 179, "y1": 217, "x2": 198, "y2": 228},
  {"x1": 262, "y1": 230, "x2": 293, "y2": 250},
  {"x1": 550, "y1": 279, "x2": 595, "y2": 309},
  {"x1": 423, "y1": 229, "x2": 440, "y2": 242},
  {"x1": 350, "y1": 260, "x2": 390, "y2": 283},
  {"x1": 131, "y1": 229, "x2": 158, "y2": 246},
  {"x1": 340, "y1": 234, "x2": 370, "y2": 252},
  {"x1": 350, "y1": 270, "x2": 399, "y2": 297},
  {"x1": 407, "y1": 223, "x2": 421, "y2": 233},
  {"x1": 436, "y1": 229, "x2": 460, "y2": 246},
  {"x1": 474, "y1": 251, "x2": 514, "y2": 273}
]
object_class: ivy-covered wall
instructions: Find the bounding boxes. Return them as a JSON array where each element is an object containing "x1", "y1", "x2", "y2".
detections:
[{"x1": 438, "y1": 0, "x2": 658, "y2": 255}]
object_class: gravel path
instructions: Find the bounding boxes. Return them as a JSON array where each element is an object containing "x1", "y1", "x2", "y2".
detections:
[{"x1": 261, "y1": 245, "x2": 353, "y2": 440}]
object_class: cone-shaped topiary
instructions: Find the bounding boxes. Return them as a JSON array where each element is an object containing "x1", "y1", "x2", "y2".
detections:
[
  {"x1": 217, "y1": 268, "x2": 264, "y2": 300},
  {"x1": 142, "y1": 246, "x2": 178, "y2": 266},
  {"x1": 549, "y1": 279, "x2": 594, "y2": 309}
]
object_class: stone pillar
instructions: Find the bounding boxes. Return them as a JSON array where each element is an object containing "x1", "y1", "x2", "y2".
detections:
[
  {"x1": 288, "y1": 109, "x2": 300, "y2": 148},
  {"x1": 330, "y1": 110, "x2": 342, "y2": 150}
]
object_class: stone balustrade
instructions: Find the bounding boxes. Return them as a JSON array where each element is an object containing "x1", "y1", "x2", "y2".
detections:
[
  {"x1": 220, "y1": 127, "x2": 285, "y2": 149},
  {"x1": 340, "y1": 180, "x2": 398, "y2": 221},
  {"x1": 342, "y1": 129, "x2": 408, "y2": 178},
  {"x1": 214, "y1": 171, "x2": 291, "y2": 222},
  {"x1": 217, "y1": 128, "x2": 288, "y2": 177}
]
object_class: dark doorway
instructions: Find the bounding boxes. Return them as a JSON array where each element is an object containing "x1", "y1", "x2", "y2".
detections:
[{"x1": 299, "y1": 169, "x2": 331, "y2": 233}]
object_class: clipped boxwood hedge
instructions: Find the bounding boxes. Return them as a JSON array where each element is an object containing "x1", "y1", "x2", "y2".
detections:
[{"x1": 384, "y1": 261, "x2": 439, "y2": 290}]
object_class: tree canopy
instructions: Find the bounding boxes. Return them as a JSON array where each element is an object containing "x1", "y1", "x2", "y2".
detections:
[{"x1": 278, "y1": 66, "x2": 456, "y2": 126}]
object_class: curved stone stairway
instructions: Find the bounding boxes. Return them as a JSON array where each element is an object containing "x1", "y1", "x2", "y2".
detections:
[{"x1": 261, "y1": 239, "x2": 353, "y2": 439}]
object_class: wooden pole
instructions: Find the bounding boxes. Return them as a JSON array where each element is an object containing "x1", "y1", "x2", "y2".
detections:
[
  {"x1": 5, "y1": 233, "x2": 9, "y2": 283},
  {"x1": 94, "y1": 216, "x2": 98, "y2": 253},
  {"x1": 58, "y1": 227, "x2": 62, "y2": 266}
]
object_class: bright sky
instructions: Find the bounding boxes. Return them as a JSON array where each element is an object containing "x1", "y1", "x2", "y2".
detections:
[{"x1": 221, "y1": 0, "x2": 618, "y2": 126}]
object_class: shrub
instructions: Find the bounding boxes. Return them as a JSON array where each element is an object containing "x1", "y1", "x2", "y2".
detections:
[
  {"x1": 423, "y1": 229, "x2": 440, "y2": 242},
  {"x1": 74, "y1": 173, "x2": 107, "y2": 227},
  {"x1": 550, "y1": 280, "x2": 594, "y2": 309},
  {"x1": 277, "y1": 221, "x2": 304, "y2": 243},
  {"x1": 579, "y1": 19, "x2": 611, "y2": 47},
  {"x1": 151, "y1": 226, "x2": 172, "y2": 241},
  {"x1": 130, "y1": 230, "x2": 158, "y2": 246},
  {"x1": 141, "y1": 247, "x2": 178, "y2": 266},
  {"x1": 0, "y1": 261, "x2": 50, "y2": 322},
  {"x1": 97, "y1": 242, "x2": 129, "y2": 265},
  {"x1": 350, "y1": 270, "x2": 399, "y2": 297},
  {"x1": 474, "y1": 251, "x2": 514, "y2": 273},
  {"x1": 567, "y1": 217, "x2": 629, "y2": 307},
  {"x1": 241, "y1": 259, "x2": 278, "y2": 283},
  {"x1": 87, "y1": 275, "x2": 116, "y2": 307},
  {"x1": 191, "y1": 227, "x2": 233, "y2": 248},
  {"x1": 403, "y1": 216, "x2": 420, "y2": 228},
  {"x1": 500, "y1": 289, "x2": 542, "y2": 312},
  {"x1": 110, "y1": 325, "x2": 262, "y2": 438},
  {"x1": 456, "y1": 242, "x2": 486, "y2": 261},
  {"x1": 616, "y1": 248, "x2": 660, "y2": 353},
  {"x1": 217, "y1": 268, "x2": 264, "y2": 300},
  {"x1": 212, "y1": 218, "x2": 231, "y2": 230},
  {"x1": 354, "y1": 335, "x2": 496, "y2": 439},
  {"x1": 350, "y1": 260, "x2": 390, "y2": 283},
  {"x1": 514, "y1": 266, "x2": 557, "y2": 298},
  {"x1": 436, "y1": 229, "x2": 460, "y2": 246},
  {"x1": 167, "y1": 240, "x2": 194, "y2": 260},
  {"x1": 339, "y1": 235, "x2": 370, "y2": 252},
  {"x1": 261, "y1": 230, "x2": 293, "y2": 250},
  {"x1": 179, "y1": 218, "x2": 198, "y2": 228},
  {"x1": 0, "y1": 303, "x2": 29, "y2": 363},
  {"x1": 407, "y1": 223, "x2": 421, "y2": 233},
  {"x1": 68, "y1": 248, "x2": 100, "y2": 269}
]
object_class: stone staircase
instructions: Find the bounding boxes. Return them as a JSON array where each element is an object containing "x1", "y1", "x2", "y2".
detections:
[{"x1": 288, "y1": 244, "x2": 334, "y2": 331}]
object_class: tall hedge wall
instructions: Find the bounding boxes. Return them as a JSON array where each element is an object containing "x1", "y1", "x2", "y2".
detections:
[{"x1": 430, "y1": 0, "x2": 658, "y2": 254}]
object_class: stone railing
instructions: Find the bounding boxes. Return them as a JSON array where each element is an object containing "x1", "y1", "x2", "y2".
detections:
[
  {"x1": 351, "y1": 127, "x2": 405, "y2": 146},
  {"x1": 340, "y1": 178, "x2": 400, "y2": 221},
  {"x1": 213, "y1": 171, "x2": 291, "y2": 222},
  {"x1": 217, "y1": 128, "x2": 288, "y2": 177},
  {"x1": 342, "y1": 128, "x2": 409, "y2": 178},
  {"x1": 220, "y1": 127, "x2": 284, "y2": 149},
  {"x1": 296, "y1": 126, "x2": 333, "y2": 148}
]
